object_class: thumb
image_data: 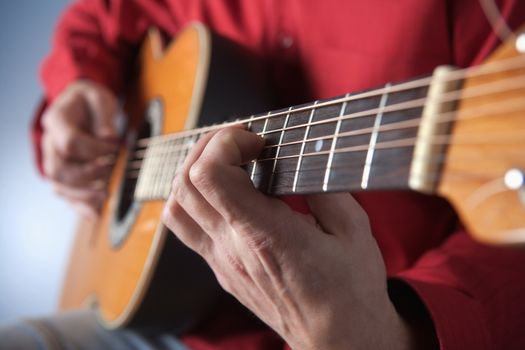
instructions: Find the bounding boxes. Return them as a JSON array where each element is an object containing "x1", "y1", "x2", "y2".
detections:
[
  {"x1": 305, "y1": 193, "x2": 370, "y2": 240},
  {"x1": 83, "y1": 83, "x2": 120, "y2": 141}
]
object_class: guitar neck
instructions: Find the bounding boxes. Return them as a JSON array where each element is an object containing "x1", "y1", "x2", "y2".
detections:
[{"x1": 134, "y1": 67, "x2": 459, "y2": 200}]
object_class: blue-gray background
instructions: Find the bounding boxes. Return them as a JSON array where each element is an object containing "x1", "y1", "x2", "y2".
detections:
[{"x1": 0, "y1": 0, "x2": 75, "y2": 323}]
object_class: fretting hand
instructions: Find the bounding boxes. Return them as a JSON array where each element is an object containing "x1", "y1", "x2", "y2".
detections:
[
  {"x1": 42, "y1": 80, "x2": 120, "y2": 218},
  {"x1": 162, "y1": 127, "x2": 416, "y2": 349}
]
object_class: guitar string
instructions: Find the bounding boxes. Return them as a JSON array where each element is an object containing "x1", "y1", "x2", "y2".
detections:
[
  {"x1": 127, "y1": 125, "x2": 525, "y2": 181},
  {"x1": 125, "y1": 149, "x2": 520, "y2": 200},
  {"x1": 126, "y1": 149, "x2": 525, "y2": 192},
  {"x1": 135, "y1": 54, "x2": 525, "y2": 148},
  {"x1": 128, "y1": 110, "x2": 525, "y2": 194},
  {"x1": 128, "y1": 125, "x2": 525, "y2": 196},
  {"x1": 125, "y1": 166, "x2": 510, "y2": 200},
  {"x1": 130, "y1": 75, "x2": 525, "y2": 164},
  {"x1": 127, "y1": 86, "x2": 525, "y2": 172},
  {"x1": 129, "y1": 110, "x2": 525, "y2": 197},
  {"x1": 132, "y1": 131, "x2": 525, "y2": 179}
]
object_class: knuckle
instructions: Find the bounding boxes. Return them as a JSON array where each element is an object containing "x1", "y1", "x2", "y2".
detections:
[
  {"x1": 44, "y1": 159, "x2": 61, "y2": 180},
  {"x1": 165, "y1": 199, "x2": 184, "y2": 220},
  {"x1": 223, "y1": 250, "x2": 248, "y2": 277},
  {"x1": 58, "y1": 132, "x2": 78, "y2": 158},
  {"x1": 216, "y1": 127, "x2": 237, "y2": 140},
  {"x1": 171, "y1": 174, "x2": 187, "y2": 202},
  {"x1": 161, "y1": 205, "x2": 175, "y2": 228},
  {"x1": 188, "y1": 159, "x2": 217, "y2": 188},
  {"x1": 42, "y1": 108, "x2": 63, "y2": 131},
  {"x1": 245, "y1": 234, "x2": 274, "y2": 252}
]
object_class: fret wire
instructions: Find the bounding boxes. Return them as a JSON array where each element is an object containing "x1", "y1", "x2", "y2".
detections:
[
  {"x1": 322, "y1": 94, "x2": 349, "y2": 192},
  {"x1": 361, "y1": 83, "x2": 391, "y2": 189},
  {"x1": 246, "y1": 114, "x2": 254, "y2": 130},
  {"x1": 246, "y1": 115, "x2": 255, "y2": 180},
  {"x1": 267, "y1": 107, "x2": 292, "y2": 192},
  {"x1": 251, "y1": 113, "x2": 270, "y2": 181},
  {"x1": 156, "y1": 140, "x2": 164, "y2": 197},
  {"x1": 292, "y1": 101, "x2": 318, "y2": 192},
  {"x1": 164, "y1": 138, "x2": 180, "y2": 197}
]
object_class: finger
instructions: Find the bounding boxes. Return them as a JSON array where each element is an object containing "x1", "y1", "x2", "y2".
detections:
[
  {"x1": 189, "y1": 127, "x2": 279, "y2": 228},
  {"x1": 306, "y1": 193, "x2": 370, "y2": 239},
  {"x1": 162, "y1": 194, "x2": 213, "y2": 256},
  {"x1": 52, "y1": 181, "x2": 106, "y2": 204},
  {"x1": 170, "y1": 131, "x2": 225, "y2": 237},
  {"x1": 48, "y1": 118, "x2": 118, "y2": 161},
  {"x1": 44, "y1": 146, "x2": 113, "y2": 188},
  {"x1": 82, "y1": 82, "x2": 120, "y2": 140},
  {"x1": 54, "y1": 183, "x2": 106, "y2": 219}
]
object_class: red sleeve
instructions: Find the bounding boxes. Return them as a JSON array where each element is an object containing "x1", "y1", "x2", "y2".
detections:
[{"x1": 392, "y1": 231, "x2": 525, "y2": 349}]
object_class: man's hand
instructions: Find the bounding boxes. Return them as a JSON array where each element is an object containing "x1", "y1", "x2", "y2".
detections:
[
  {"x1": 162, "y1": 127, "x2": 416, "y2": 349},
  {"x1": 42, "y1": 80, "x2": 119, "y2": 218}
]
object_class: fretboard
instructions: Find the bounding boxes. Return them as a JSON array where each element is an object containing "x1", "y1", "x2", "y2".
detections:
[{"x1": 134, "y1": 75, "x2": 450, "y2": 201}]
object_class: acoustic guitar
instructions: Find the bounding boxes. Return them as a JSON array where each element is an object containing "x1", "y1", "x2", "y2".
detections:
[{"x1": 60, "y1": 23, "x2": 525, "y2": 330}]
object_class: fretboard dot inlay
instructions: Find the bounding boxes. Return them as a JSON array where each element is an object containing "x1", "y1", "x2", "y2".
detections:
[{"x1": 315, "y1": 139, "x2": 323, "y2": 152}]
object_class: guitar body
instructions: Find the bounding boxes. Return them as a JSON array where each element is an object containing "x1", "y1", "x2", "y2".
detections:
[
  {"x1": 60, "y1": 22, "x2": 525, "y2": 329},
  {"x1": 60, "y1": 24, "x2": 273, "y2": 329}
]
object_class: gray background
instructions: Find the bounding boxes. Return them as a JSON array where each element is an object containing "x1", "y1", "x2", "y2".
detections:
[{"x1": 0, "y1": 0, "x2": 75, "y2": 323}]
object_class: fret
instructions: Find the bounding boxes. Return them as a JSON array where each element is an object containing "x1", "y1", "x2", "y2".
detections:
[
  {"x1": 167, "y1": 138, "x2": 180, "y2": 196},
  {"x1": 361, "y1": 83, "x2": 391, "y2": 189},
  {"x1": 251, "y1": 113, "x2": 270, "y2": 186},
  {"x1": 267, "y1": 107, "x2": 292, "y2": 192},
  {"x1": 166, "y1": 137, "x2": 183, "y2": 198},
  {"x1": 155, "y1": 139, "x2": 169, "y2": 198},
  {"x1": 257, "y1": 106, "x2": 312, "y2": 193},
  {"x1": 137, "y1": 142, "x2": 153, "y2": 200},
  {"x1": 323, "y1": 93, "x2": 349, "y2": 191},
  {"x1": 244, "y1": 115, "x2": 256, "y2": 179},
  {"x1": 246, "y1": 114, "x2": 254, "y2": 130},
  {"x1": 326, "y1": 90, "x2": 383, "y2": 191},
  {"x1": 366, "y1": 83, "x2": 429, "y2": 189},
  {"x1": 292, "y1": 101, "x2": 318, "y2": 192}
]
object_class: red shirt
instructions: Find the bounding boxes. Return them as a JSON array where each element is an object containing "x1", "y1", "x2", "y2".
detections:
[{"x1": 34, "y1": 1, "x2": 525, "y2": 349}]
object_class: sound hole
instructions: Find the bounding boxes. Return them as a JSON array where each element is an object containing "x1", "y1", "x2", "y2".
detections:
[
  {"x1": 110, "y1": 98, "x2": 164, "y2": 248},
  {"x1": 116, "y1": 122, "x2": 151, "y2": 221}
]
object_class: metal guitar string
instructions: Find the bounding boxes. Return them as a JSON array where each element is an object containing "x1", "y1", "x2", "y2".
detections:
[{"x1": 127, "y1": 70, "x2": 525, "y2": 178}]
